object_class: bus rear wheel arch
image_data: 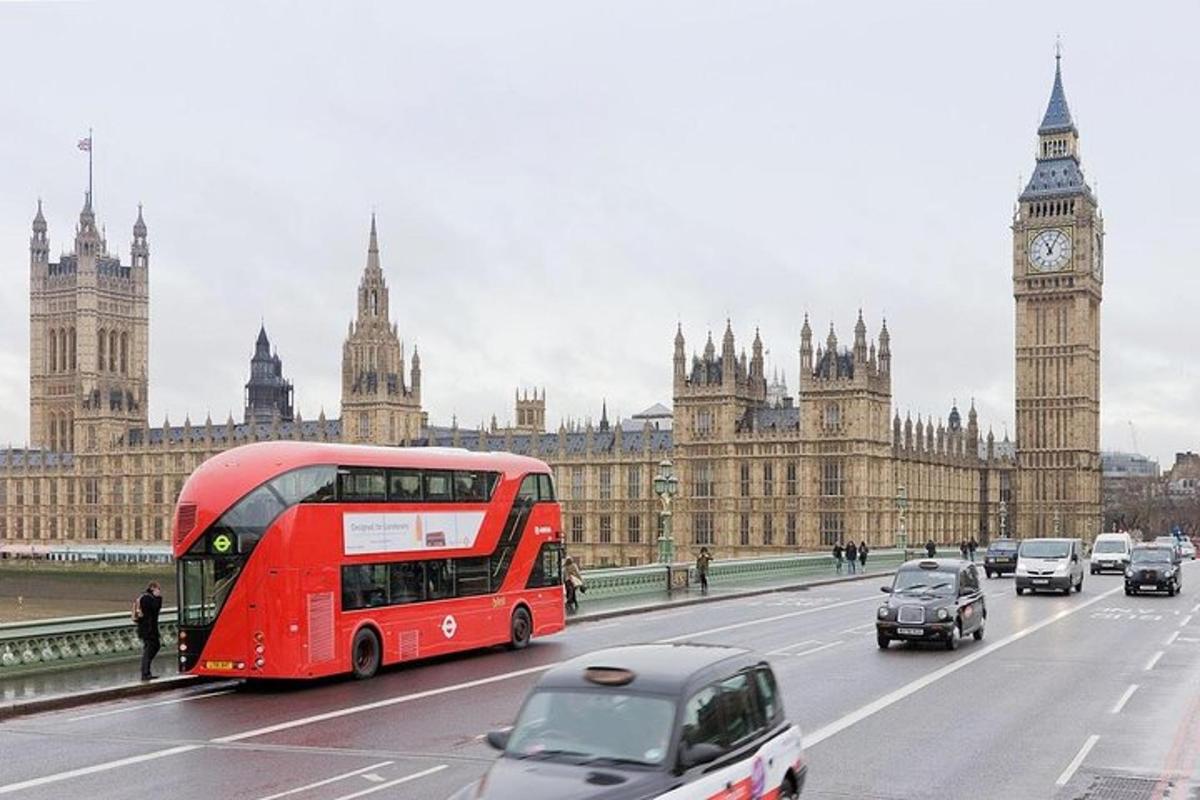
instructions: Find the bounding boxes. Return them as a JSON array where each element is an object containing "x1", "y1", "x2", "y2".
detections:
[
  {"x1": 509, "y1": 605, "x2": 532, "y2": 650},
  {"x1": 351, "y1": 625, "x2": 382, "y2": 680}
]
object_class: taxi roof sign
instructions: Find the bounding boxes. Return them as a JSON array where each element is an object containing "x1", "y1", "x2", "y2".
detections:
[{"x1": 583, "y1": 666, "x2": 636, "y2": 686}]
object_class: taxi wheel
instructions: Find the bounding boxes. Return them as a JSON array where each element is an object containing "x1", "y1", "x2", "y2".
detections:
[
  {"x1": 509, "y1": 607, "x2": 532, "y2": 650},
  {"x1": 945, "y1": 623, "x2": 960, "y2": 651},
  {"x1": 350, "y1": 627, "x2": 381, "y2": 680},
  {"x1": 1167, "y1": 582, "x2": 1176, "y2": 597},
  {"x1": 1016, "y1": 586, "x2": 1025, "y2": 596},
  {"x1": 779, "y1": 774, "x2": 799, "y2": 800},
  {"x1": 876, "y1": 633, "x2": 890, "y2": 649},
  {"x1": 973, "y1": 619, "x2": 985, "y2": 641}
]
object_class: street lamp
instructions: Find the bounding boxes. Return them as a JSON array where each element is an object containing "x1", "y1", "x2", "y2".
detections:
[
  {"x1": 999, "y1": 499, "x2": 1008, "y2": 539},
  {"x1": 895, "y1": 485, "x2": 909, "y2": 553},
  {"x1": 654, "y1": 459, "x2": 678, "y2": 564}
]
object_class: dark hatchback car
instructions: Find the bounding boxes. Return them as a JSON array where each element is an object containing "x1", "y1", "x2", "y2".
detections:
[
  {"x1": 449, "y1": 643, "x2": 807, "y2": 800},
  {"x1": 983, "y1": 539, "x2": 1019, "y2": 578},
  {"x1": 1125, "y1": 545, "x2": 1184, "y2": 596},
  {"x1": 876, "y1": 559, "x2": 986, "y2": 650}
]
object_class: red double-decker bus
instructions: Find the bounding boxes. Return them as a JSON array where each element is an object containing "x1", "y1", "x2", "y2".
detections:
[{"x1": 173, "y1": 441, "x2": 565, "y2": 680}]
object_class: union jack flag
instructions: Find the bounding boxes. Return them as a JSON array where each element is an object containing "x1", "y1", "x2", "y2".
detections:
[{"x1": 77, "y1": 137, "x2": 92, "y2": 151}]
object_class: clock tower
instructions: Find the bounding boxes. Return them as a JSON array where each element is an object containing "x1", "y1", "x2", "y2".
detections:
[{"x1": 1012, "y1": 53, "x2": 1103, "y2": 540}]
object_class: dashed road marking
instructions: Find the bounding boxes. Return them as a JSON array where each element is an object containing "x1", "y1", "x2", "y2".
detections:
[
  {"x1": 328, "y1": 765, "x2": 448, "y2": 800},
  {"x1": 1180, "y1": 615, "x2": 1193, "y2": 627},
  {"x1": 1056, "y1": 734, "x2": 1099, "y2": 786},
  {"x1": 766, "y1": 639, "x2": 817, "y2": 656},
  {"x1": 1145, "y1": 651, "x2": 1164, "y2": 671},
  {"x1": 67, "y1": 688, "x2": 236, "y2": 721},
  {"x1": 252, "y1": 761, "x2": 395, "y2": 800},
  {"x1": 787, "y1": 641, "x2": 843, "y2": 658},
  {"x1": 1166, "y1": 630, "x2": 1180, "y2": 646},
  {"x1": 1111, "y1": 684, "x2": 1139, "y2": 714}
]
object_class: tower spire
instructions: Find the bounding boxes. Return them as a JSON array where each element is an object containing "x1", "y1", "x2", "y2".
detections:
[{"x1": 1039, "y1": 45, "x2": 1075, "y2": 135}]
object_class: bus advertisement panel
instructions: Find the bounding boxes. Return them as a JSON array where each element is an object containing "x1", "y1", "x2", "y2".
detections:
[{"x1": 173, "y1": 442, "x2": 565, "y2": 680}]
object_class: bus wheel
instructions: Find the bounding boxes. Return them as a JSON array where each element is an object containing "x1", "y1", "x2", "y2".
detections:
[
  {"x1": 351, "y1": 627, "x2": 381, "y2": 680},
  {"x1": 509, "y1": 607, "x2": 532, "y2": 650}
]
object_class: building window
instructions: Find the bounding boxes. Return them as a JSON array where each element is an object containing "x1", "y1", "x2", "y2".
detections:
[
  {"x1": 49, "y1": 479, "x2": 57, "y2": 506},
  {"x1": 739, "y1": 462, "x2": 750, "y2": 497},
  {"x1": 627, "y1": 514, "x2": 641, "y2": 544},
  {"x1": 627, "y1": 465, "x2": 642, "y2": 499},
  {"x1": 570, "y1": 514, "x2": 584, "y2": 544},
  {"x1": 154, "y1": 517, "x2": 164, "y2": 540},
  {"x1": 112, "y1": 478, "x2": 123, "y2": 506},
  {"x1": 599, "y1": 467, "x2": 612, "y2": 501},
  {"x1": 357, "y1": 414, "x2": 370, "y2": 439},
  {"x1": 599, "y1": 515, "x2": 612, "y2": 544},
  {"x1": 153, "y1": 479, "x2": 163, "y2": 505},
  {"x1": 786, "y1": 462, "x2": 797, "y2": 495},
  {"x1": 86, "y1": 517, "x2": 98, "y2": 540},
  {"x1": 821, "y1": 459, "x2": 843, "y2": 496},
  {"x1": 763, "y1": 463, "x2": 774, "y2": 497},
  {"x1": 113, "y1": 517, "x2": 123, "y2": 540},
  {"x1": 134, "y1": 517, "x2": 144, "y2": 540},
  {"x1": 693, "y1": 461, "x2": 714, "y2": 497},
  {"x1": 132, "y1": 479, "x2": 144, "y2": 506},
  {"x1": 695, "y1": 410, "x2": 713, "y2": 437},
  {"x1": 32, "y1": 517, "x2": 41, "y2": 540},
  {"x1": 786, "y1": 513, "x2": 797, "y2": 546},
  {"x1": 571, "y1": 466, "x2": 585, "y2": 501},
  {"x1": 763, "y1": 514, "x2": 774, "y2": 546},
  {"x1": 820, "y1": 512, "x2": 844, "y2": 546},
  {"x1": 67, "y1": 479, "x2": 75, "y2": 506},
  {"x1": 32, "y1": 479, "x2": 41, "y2": 507},
  {"x1": 15, "y1": 517, "x2": 24, "y2": 539},
  {"x1": 694, "y1": 512, "x2": 714, "y2": 545},
  {"x1": 740, "y1": 513, "x2": 750, "y2": 546},
  {"x1": 84, "y1": 478, "x2": 99, "y2": 505},
  {"x1": 823, "y1": 402, "x2": 841, "y2": 430}
]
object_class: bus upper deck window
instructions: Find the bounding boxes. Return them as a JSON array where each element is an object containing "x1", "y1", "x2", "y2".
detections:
[
  {"x1": 389, "y1": 469, "x2": 422, "y2": 502},
  {"x1": 424, "y1": 471, "x2": 453, "y2": 501}
]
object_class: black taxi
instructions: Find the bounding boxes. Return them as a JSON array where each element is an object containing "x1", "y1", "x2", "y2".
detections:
[
  {"x1": 449, "y1": 643, "x2": 807, "y2": 800},
  {"x1": 1125, "y1": 544, "x2": 1183, "y2": 596},
  {"x1": 875, "y1": 559, "x2": 986, "y2": 650}
]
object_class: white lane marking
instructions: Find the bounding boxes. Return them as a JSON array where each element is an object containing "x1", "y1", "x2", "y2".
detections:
[
  {"x1": 253, "y1": 761, "x2": 395, "y2": 800},
  {"x1": 1178, "y1": 637, "x2": 1200, "y2": 643},
  {"x1": 328, "y1": 765, "x2": 447, "y2": 800},
  {"x1": 1180, "y1": 615, "x2": 1193, "y2": 627},
  {"x1": 839, "y1": 623, "x2": 876, "y2": 635},
  {"x1": 786, "y1": 641, "x2": 843, "y2": 658},
  {"x1": 1055, "y1": 734, "x2": 1099, "y2": 786},
  {"x1": 1111, "y1": 684, "x2": 1139, "y2": 714},
  {"x1": 1145, "y1": 651, "x2": 1164, "y2": 671},
  {"x1": 802, "y1": 584, "x2": 1122, "y2": 750},
  {"x1": 1165, "y1": 631, "x2": 1180, "y2": 646},
  {"x1": 67, "y1": 689, "x2": 236, "y2": 721},
  {"x1": 362, "y1": 774, "x2": 384, "y2": 783},
  {"x1": 1192, "y1": 603, "x2": 1200, "y2": 613},
  {"x1": 765, "y1": 639, "x2": 817, "y2": 656},
  {"x1": 579, "y1": 621, "x2": 620, "y2": 630},
  {"x1": 0, "y1": 744, "x2": 201, "y2": 795},
  {"x1": 213, "y1": 664, "x2": 555, "y2": 743},
  {"x1": 660, "y1": 594, "x2": 881, "y2": 643}
]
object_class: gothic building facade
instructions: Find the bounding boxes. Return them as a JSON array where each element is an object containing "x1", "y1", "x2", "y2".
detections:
[{"x1": 0, "y1": 56, "x2": 1097, "y2": 565}]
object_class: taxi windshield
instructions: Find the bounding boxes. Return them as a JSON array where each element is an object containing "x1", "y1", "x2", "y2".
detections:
[
  {"x1": 1131, "y1": 549, "x2": 1172, "y2": 564},
  {"x1": 505, "y1": 689, "x2": 676, "y2": 766},
  {"x1": 893, "y1": 569, "x2": 956, "y2": 597}
]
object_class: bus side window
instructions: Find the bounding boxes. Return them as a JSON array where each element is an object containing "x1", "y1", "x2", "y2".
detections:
[
  {"x1": 537, "y1": 474, "x2": 555, "y2": 502},
  {"x1": 424, "y1": 471, "x2": 453, "y2": 502},
  {"x1": 454, "y1": 471, "x2": 487, "y2": 503},
  {"x1": 342, "y1": 564, "x2": 388, "y2": 610},
  {"x1": 388, "y1": 562, "x2": 424, "y2": 604},
  {"x1": 339, "y1": 468, "x2": 386, "y2": 502},
  {"x1": 526, "y1": 543, "x2": 563, "y2": 589},
  {"x1": 426, "y1": 559, "x2": 455, "y2": 599},
  {"x1": 388, "y1": 469, "x2": 422, "y2": 502},
  {"x1": 517, "y1": 475, "x2": 538, "y2": 503},
  {"x1": 456, "y1": 557, "x2": 491, "y2": 596}
]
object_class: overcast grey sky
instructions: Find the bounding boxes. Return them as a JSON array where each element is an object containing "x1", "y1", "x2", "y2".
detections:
[{"x1": 2, "y1": 1, "x2": 1197, "y2": 465}]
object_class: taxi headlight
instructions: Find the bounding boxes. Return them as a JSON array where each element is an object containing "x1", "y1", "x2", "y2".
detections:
[
  {"x1": 936, "y1": 607, "x2": 951, "y2": 621},
  {"x1": 1125, "y1": 567, "x2": 1134, "y2": 577},
  {"x1": 878, "y1": 606, "x2": 889, "y2": 619}
]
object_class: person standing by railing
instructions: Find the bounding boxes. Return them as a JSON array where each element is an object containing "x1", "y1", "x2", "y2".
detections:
[
  {"x1": 135, "y1": 581, "x2": 163, "y2": 681},
  {"x1": 845, "y1": 541, "x2": 858, "y2": 574},
  {"x1": 695, "y1": 547, "x2": 712, "y2": 594},
  {"x1": 832, "y1": 542, "x2": 844, "y2": 574},
  {"x1": 859, "y1": 540, "x2": 869, "y2": 571}
]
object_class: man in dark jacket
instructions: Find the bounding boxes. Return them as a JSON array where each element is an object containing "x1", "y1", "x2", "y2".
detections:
[
  {"x1": 925, "y1": 540, "x2": 937, "y2": 558},
  {"x1": 832, "y1": 543, "x2": 844, "y2": 574},
  {"x1": 845, "y1": 541, "x2": 858, "y2": 574},
  {"x1": 137, "y1": 581, "x2": 163, "y2": 681}
]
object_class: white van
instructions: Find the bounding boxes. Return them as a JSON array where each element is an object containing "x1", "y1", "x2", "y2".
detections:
[
  {"x1": 1015, "y1": 538, "x2": 1085, "y2": 595},
  {"x1": 1090, "y1": 532, "x2": 1134, "y2": 574}
]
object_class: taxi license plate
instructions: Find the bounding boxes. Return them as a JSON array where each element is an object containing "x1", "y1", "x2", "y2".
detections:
[
  {"x1": 1141, "y1": 584, "x2": 1158, "y2": 590},
  {"x1": 897, "y1": 628, "x2": 924, "y2": 636},
  {"x1": 1032, "y1": 579, "x2": 1049, "y2": 585},
  {"x1": 204, "y1": 660, "x2": 235, "y2": 670}
]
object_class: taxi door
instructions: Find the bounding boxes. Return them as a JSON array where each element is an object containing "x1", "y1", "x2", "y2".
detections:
[{"x1": 956, "y1": 564, "x2": 985, "y2": 635}]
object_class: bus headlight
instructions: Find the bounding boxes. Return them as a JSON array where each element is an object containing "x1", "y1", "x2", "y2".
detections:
[
  {"x1": 255, "y1": 657, "x2": 265, "y2": 668},
  {"x1": 255, "y1": 644, "x2": 265, "y2": 655}
]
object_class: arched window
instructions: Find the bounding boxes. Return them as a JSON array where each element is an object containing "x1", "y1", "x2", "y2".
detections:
[
  {"x1": 109, "y1": 330, "x2": 118, "y2": 371},
  {"x1": 69, "y1": 328, "x2": 76, "y2": 369},
  {"x1": 49, "y1": 418, "x2": 58, "y2": 451},
  {"x1": 98, "y1": 328, "x2": 107, "y2": 370},
  {"x1": 120, "y1": 333, "x2": 128, "y2": 374},
  {"x1": 370, "y1": 290, "x2": 378, "y2": 316},
  {"x1": 58, "y1": 329, "x2": 67, "y2": 371},
  {"x1": 49, "y1": 331, "x2": 57, "y2": 373}
]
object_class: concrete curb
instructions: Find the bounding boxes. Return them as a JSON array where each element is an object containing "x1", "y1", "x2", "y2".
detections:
[
  {"x1": 0, "y1": 674, "x2": 225, "y2": 722},
  {"x1": 0, "y1": 566, "x2": 901, "y2": 721},
  {"x1": 567, "y1": 566, "x2": 897, "y2": 625}
]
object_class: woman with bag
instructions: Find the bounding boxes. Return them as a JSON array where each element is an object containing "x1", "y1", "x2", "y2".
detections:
[{"x1": 564, "y1": 556, "x2": 585, "y2": 611}]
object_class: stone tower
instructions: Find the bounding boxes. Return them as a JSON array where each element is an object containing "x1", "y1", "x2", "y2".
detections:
[
  {"x1": 514, "y1": 388, "x2": 546, "y2": 433},
  {"x1": 798, "y1": 312, "x2": 893, "y2": 544},
  {"x1": 243, "y1": 325, "x2": 295, "y2": 425},
  {"x1": 1012, "y1": 53, "x2": 1103, "y2": 539},
  {"x1": 340, "y1": 215, "x2": 423, "y2": 444},
  {"x1": 28, "y1": 195, "x2": 149, "y2": 452}
]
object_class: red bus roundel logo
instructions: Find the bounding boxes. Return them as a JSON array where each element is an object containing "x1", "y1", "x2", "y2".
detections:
[{"x1": 441, "y1": 615, "x2": 458, "y2": 639}]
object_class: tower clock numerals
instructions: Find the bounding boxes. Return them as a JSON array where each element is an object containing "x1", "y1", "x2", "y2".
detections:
[{"x1": 1028, "y1": 228, "x2": 1072, "y2": 272}]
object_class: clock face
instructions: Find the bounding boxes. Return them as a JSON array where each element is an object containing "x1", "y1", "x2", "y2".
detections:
[
  {"x1": 1092, "y1": 233, "x2": 1103, "y2": 280},
  {"x1": 1028, "y1": 228, "x2": 1072, "y2": 272}
]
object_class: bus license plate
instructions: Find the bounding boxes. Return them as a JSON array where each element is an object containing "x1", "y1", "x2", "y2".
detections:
[
  {"x1": 897, "y1": 628, "x2": 924, "y2": 636},
  {"x1": 205, "y1": 660, "x2": 235, "y2": 670}
]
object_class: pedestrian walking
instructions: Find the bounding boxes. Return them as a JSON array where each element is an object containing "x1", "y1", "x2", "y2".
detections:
[
  {"x1": 859, "y1": 540, "x2": 869, "y2": 570},
  {"x1": 696, "y1": 547, "x2": 712, "y2": 594},
  {"x1": 845, "y1": 541, "x2": 858, "y2": 574},
  {"x1": 959, "y1": 540, "x2": 969, "y2": 560},
  {"x1": 564, "y1": 556, "x2": 585, "y2": 612},
  {"x1": 968, "y1": 538, "x2": 978, "y2": 563},
  {"x1": 925, "y1": 540, "x2": 937, "y2": 558},
  {"x1": 832, "y1": 542, "x2": 844, "y2": 574},
  {"x1": 135, "y1": 581, "x2": 163, "y2": 681}
]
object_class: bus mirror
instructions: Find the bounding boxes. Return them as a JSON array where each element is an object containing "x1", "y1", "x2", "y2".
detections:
[{"x1": 486, "y1": 729, "x2": 510, "y2": 751}]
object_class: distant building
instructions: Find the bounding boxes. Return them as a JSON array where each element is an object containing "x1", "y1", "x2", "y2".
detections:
[
  {"x1": 1166, "y1": 452, "x2": 1200, "y2": 498},
  {"x1": 244, "y1": 325, "x2": 294, "y2": 426}
]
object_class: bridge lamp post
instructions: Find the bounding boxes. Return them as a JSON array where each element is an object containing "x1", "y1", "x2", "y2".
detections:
[
  {"x1": 895, "y1": 485, "x2": 909, "y2": 553},
  {"x1": 654, "y1": 460, "x2": 678, "y2": 565}
]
